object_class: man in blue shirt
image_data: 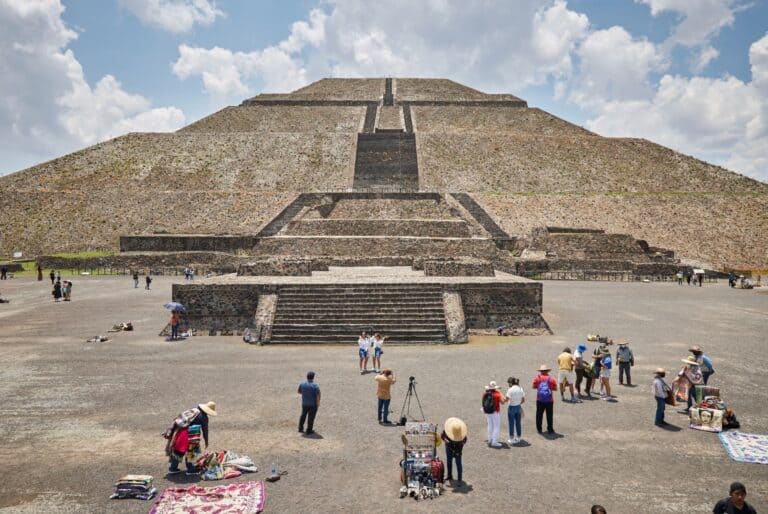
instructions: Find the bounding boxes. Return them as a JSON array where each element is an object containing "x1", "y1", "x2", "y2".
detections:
[
  {"x1": 298, "y1": 371, "x2": 321, "y2": 435},
  {"x1": 690, "y1": 345, "x2": 715, "y2": 385}
]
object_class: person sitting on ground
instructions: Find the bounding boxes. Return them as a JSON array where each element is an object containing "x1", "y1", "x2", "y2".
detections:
[
  {"x1": 165, "y1": 401, "x2": 217, "y2": 475},
  {"x1": 557, "y1": 347, "x2": 580, "y2": 402},
  {"x1": 358, "y1": 331, "x2": 371, "y2": 374},
  {"x1": 374, "y1": 369, "x2": 396, "y2": 424},
  {"x1": 713, "y1": 482, "x2": 756, "y2": 514},
  {"x1": 242, "y1": 328, "x2": 255, "y2": 343},
  {"x1": 689, "y1": 345, "x2": 715, "y2": 385},
  {"x1": 371, "y1": 333, "x2": 386, "y2": 372},
  {"x1": 441, "y1": 417, "x2": 467, "y2": 484},
  {"x1": 652, "y1": 368, "x2": 671, "y2": 427}
]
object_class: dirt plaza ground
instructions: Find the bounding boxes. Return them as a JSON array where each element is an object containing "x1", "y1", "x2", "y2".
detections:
[{"x1": 0, "y1": 275, "x2": 766, "y2": 513}]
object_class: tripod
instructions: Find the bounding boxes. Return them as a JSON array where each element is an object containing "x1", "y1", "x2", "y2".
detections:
[{"x1": 398, "y1": 378, "x2": 425, "y2": 424}]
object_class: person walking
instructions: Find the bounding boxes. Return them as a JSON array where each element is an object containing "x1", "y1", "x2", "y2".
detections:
[
  {"x1": 505, "y1": 377, "x2": 525, "y2": 445},
  {"x1": 532, "y1": 364, "x2": 557, "y2": 434},
  {"x1": 574, "y1": 343, "x2": 589, "y2": 398},
  {"x1": 49, "y1": 270, "x2": 55, "y2": 285},
  {"x1": 133, "y1": 271, "x2": 139, "y2": 288},
  {"x1": 616, "y1": 341, "x2": 634, "y2": 386},
  {"x1": 689, "y1": 345, "x2": 715, "y2": 385},
  {"x1": 298, "y1": 371, "x2": 320, "y2": 435},
  {"x1": 358, "y1": 331, "x2": 370, "y2": 374},
  {"x1": 713, "y1": 482, "x2": 757, "y2": 514},
  {"x1": 557, "y1": 347, "x2": 579, "y2": 402},
  {"x1": 371, "y1": 333, "x2": 385, "y2": 372},
  {"x1": 145, "y1": 274, "x2": 152, "y2": 290},
  {"x1": 441, "y1": 417, "x2": 467, "y2": 484},
  {"x1": 652, "y1": 368, "x2": 671, "y2": 427},
  {"x1": 374, "y1": 369, "x2": 396, "y2": 424},
  {"x1": 482, "y1": 381, "x2": 505, "y2": 447},
  {"x1": 164, "y1": 401, "x2": 217, "y2": 475},
  {"x1": 170, "y1": 310, "x2": 180, "y2": 340}
]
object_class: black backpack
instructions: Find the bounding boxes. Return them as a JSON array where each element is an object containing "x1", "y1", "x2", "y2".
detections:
[{"x1": 482, "y1": 390, "x2": 496, "y2": 414}]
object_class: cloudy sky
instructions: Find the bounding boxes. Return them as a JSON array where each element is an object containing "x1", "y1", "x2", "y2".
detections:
[{"x1": 1, "y1": 0, "x2": 767, "y2": 182}]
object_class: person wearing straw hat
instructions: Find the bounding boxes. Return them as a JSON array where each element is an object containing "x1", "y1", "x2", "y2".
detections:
[
  {"x1": 166, "y1": 401, "x2": 217, "y2": 475},
  {"x1": 652, "y1": 368, "x2": 671, "y2": 426},
  {"x1": 441, "y1": 418, "x2": 467, "y2": 483},
  {"x1": 616, "y1": 341, "x2": 634, "y2": 386},
  {"x1": 532, "y1": 364, "x2": 557, "y2": 434},
  {"x1": 481, "y1": 381, "x2": 506, "y2": 447},
  {"x1": 673, "y1": 356, "x2": 703, "y2": 413},
  {"x1": 688, "y1": 345, "x2": 715, "y2": 385}
]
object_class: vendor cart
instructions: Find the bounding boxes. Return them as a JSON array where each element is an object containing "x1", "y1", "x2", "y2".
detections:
[{"x1": 399, "y1": 422, "x2": 443, "y2": 500}]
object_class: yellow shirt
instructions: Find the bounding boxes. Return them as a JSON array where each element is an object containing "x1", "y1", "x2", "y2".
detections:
[
  {"x1": 375, "y1": 374, "x2": 396, "y2": 399},
  {"x1": 557, "y1": 352, "x2": 574, "y2": 372}
]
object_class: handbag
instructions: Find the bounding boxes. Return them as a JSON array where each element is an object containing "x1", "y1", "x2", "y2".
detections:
[{"x1": 665, "y1": 389, "x2": 676, "y2": 406}]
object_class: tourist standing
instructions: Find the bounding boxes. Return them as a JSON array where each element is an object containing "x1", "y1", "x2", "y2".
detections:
[
  {"x1": 49, "y1": 270, "x2": 55, "y2": 285},
  {"x1": 298, "y1": 371, "x2": 320, "y2": 435},
  {"x1": 557, "y1": 347, "x2": 579, "y2": 402},
  {"x1": 371, "y1": 333, "x2": 385, "y2": 372},
  {"x1": 374, "y1": 369, "x2": 396, "y2": 424},
  {"x1": 165, "y1": 401, "x2": 217, "y2": 475},
  {"x1": 52, "y1": 280, "x2": 62, "y2": 302},
  {"x1": 674, "y1": 356, "x2": 703, "y2": 412},
  {"x1": 689, "y1": 345, "x2": 715, "y2": 385},
  {"x1": 441, "y1": 417, "x2": 467, "y2": 483},
  {"x1": 713, "y1": 482, "x2": 757, "y2": 514},
  {"x1": 616, "y1": 341, "x2": 634, "y2": 386},
  {"x1": 532, "y1": 364, "x2": 557, "y2": 434},
  {"x1": 0, "y1": 265, "x2": 7, "y2": 280},
  {"x1": 64, "y1": 280, "x2": 73, "y2": 301},
  {"x1": 652, "y1": 368, "x2": 671, "y2": 427},
  {"x1": 482, "y1": 381, "x2": 505, "y2": 447},
  {"x1": 686, "y1": 271, "x2": 692, "y2": 286},
  {"x1": 677, "y1": 270, "x2": 683, "y2": 285},
  {"x1": 358, "y1": 331, "x2": 370, "y2": 374},
  {"x1": 133, "y1": 271, "x2": 139, "y2": 288},
  {"x1": 574, "y1": 343, "x2": 589, "y2": 397},
  {"x1": 600, "y1": 350, "x2": 613, "y2": 400},
  {"x1": 170, "y1": 310, "x2": 180, "y2": 340},
  {"x1": 505, "y1": 377, "x2": 525, "y2": 444},
  {"x1": 145, "y1": 274, "x2": 152, "y2": 290}
]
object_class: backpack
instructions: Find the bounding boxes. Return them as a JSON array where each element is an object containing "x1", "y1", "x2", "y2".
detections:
[
  {"x1": 482, "y1": 390, "x2": 496, "y2": 413},
  {"x1": 603, "y1": 356, "x2": 612, "y2": 370},
  {"x1": 536, "y1": 375, "x2": 553, "y2": 402}
]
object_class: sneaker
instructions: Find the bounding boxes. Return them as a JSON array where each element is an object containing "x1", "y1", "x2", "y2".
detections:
[
  {"x1": 507, "y1": 438, "x2": 514, "y2": 445},
  {"x1": 360, "y1": 369, "x2": 365, "y2": 374},
  {"x1": 490, "y1": 442, "x2": 502, "y2": 448},
  {"x1": 167, "y1": 469, "x2": 182, "y2": 475},
  {"x1": 185, "y1": 470, "x2": 200, "y2": 476}
]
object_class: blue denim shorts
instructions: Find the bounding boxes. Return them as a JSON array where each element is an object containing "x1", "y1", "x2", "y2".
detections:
[
  {"x1": 374, "y1": 347, "x2": 383, "y2": 357},
  {"x1": 359, "y1": 348, "x2": 368, "y2": 359}
]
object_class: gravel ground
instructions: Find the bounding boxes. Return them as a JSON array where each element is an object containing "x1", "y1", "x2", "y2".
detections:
[{"x1": 0, "y1": 276, "x2": 766, "y2": 513}]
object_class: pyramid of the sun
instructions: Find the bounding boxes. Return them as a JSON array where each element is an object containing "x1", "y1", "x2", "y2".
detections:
[{"x1": 1, "y1": 77, "x2": 766, "y2": 269}]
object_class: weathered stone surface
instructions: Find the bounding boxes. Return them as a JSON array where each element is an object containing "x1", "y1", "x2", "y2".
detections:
[
  {"x1": 172, "y1": 283, "x2": 261, "y2": 331},
  {"x1": 36, "y1": 251, "x2": 242, "y2": 272},
  {"x1": 413, "y1": 106, "x2": 591, "y2": 136},
  {"x1": 424, "y1": 259, "x2": 495, "y2": 276},
  {"x1": 284, "y1": 219, "x2": 472, "y2": 237},
  {"x1": 253, "y1": 294, "x2": 277, "y2": 342},
  {"x1": 376, "y1": 106, "x2": 402, "y2": 131},
  {"x1": 238, "y1": 259, "x2": 312, "y2": 276},
  {"x1": 442, "y1": 291, "x2": 468, "y2": 343},
  {"x1": 121, "y1": 235, "x2": 256, "y2": 253},
  {"x1": 179, "y1": 105, "x2": 365, "y2": 133},
  {"x1": 460, "y1": 283, "x2": 542, "y2": 330},
  {"x1": 396, "y1": 78, "x2": 523, "y2": 103}
]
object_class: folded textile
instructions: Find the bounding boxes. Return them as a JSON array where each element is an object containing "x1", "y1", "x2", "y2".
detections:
[{"x1": 110, "y1": 487, "x2": 157, "y2": 500}]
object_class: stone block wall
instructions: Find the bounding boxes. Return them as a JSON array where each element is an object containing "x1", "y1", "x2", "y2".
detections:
[
  {"x1": 459, "y1": 283, "x2": 543, "y2": 329},
  {"x1": 528, "y1": 232, "x2": 648, "y2": 260},
  {"x1": 284, "y1": 219, "x2": 472, "y2": 237},
  {"x1": 238, "y1": 259, "x2": 312, "y2": 276},
  {"x1": 423, "y1": 259, "x2": 494, "y2": 276},
  {"x1": 120, "y1": 235, "x2": 257, "y2": 253},
  {"x1": 314, "y1": 196, "x2": 456, "y2": 220},
  {"x1": 172, "y1": 283, "x2": 263, "y2": 332},
  {"x1": 37, "y1": 252, "x2": 242, "y2": 273},
  {"x1": 178, "y1": 105, "x2": 365, "y2": 133}
]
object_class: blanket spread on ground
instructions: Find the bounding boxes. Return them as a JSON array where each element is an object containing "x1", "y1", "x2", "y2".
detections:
[
  {"x1": 149, "y1": 481, "x2": 265, "y2": 513},
  {"x1": 718, "y1": 431, "x2": 768, "y2": 464}
]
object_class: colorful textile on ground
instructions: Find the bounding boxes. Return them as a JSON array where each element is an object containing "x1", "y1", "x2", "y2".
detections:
[
  {"x1": 149, "y1": 481, "x2": 266, "y2": 513},
  {"x1": 110, "y1": 475, "x2": 156, "y2": 500},
  {"x1": 689, "y1": 407, "x2": 723, "y2": 432},
  {"x1": 196, "y1": 450, "x2": 257, "y2": 480},
  {"x1": 719, "y1": 432, "x2": 768, "y2": 464}
]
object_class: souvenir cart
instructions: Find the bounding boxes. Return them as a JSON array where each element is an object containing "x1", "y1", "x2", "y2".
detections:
[{"x1": 399, "y1": 422, "x2": 443, "y2": 500}]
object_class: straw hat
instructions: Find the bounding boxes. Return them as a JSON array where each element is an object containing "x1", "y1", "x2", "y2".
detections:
[
  {"x1": 444, "y1": 417, "x2": 467, "y2": 441},
  {"x1": 199, "y1": 401, "x2": 218, "y2": 416},
  {"x1": 486, "y1": 380, "x2": 499, "y2": 390},
  {"x1": 617, "y1": 340, "x2": 628, "y2": 346},
  {"x1": 688, "y1": 345, "x2": 702, "y2": 353},
  {"x1": 681, "y1": 356, "x2": 699, "y2": 366},
  {"x1": 654, "y1": 367, "x2": 666, "y2": 376},
  {"x1": 537, "y1": 364, "x2": 551, "y2": 372}
]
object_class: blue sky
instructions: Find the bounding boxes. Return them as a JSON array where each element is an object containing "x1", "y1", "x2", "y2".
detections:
[{"x1": 1, "y1": 0, "x2": 767, "y2": 181}]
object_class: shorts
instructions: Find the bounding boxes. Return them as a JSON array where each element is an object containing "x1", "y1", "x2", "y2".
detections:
[
  {"x1": 557, "y1": 371, "x2": 574, "y2": 385},
  {"x1": 359, "y1": 348, "x2": 368, "y2": 359},
  {"x1": 600, "y1": 368, "x2": 611, "y2": 379},
  {"x1": 374, "y1": 347, "x2": 383, "y2": 358}
]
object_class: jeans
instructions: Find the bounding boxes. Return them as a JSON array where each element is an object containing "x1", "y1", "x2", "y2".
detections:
[
  {"x1": 618, "y1": 362, "x2": 632, "y2": 384},
  {"x1": 377, "y1": 398, "x2": 391, "y2": 423},
  {"x1": 485, "y1": 412, "x2": 500, "y2": 444},
  {"x1": 171, "y1": 324, "x2": 179, "y2": 339},
  {"x1": 299, "y1": 404, "x2": 318, "y2": 432},
  {"x1": 507, "y1": 405, "x2": 522, "y2": 439},
  {"x1": 445, "y1": 446, "x2": 462, "y2": 480},
  {"x1": 133, "y1": 279, "x2": 139, "y2": 288},
  {"x1": 655, "y1": 396, "x2": 666, "y2": 425},
  {"x1": 702, "y1": 371, "x2": 713, "y2": 385},
  {"x1": 535, "y1": 400, "x2": 554, "y2": 432}
]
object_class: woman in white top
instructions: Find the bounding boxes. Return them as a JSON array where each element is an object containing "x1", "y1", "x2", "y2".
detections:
[
  {"x1": 371, "y1": 333, "x2": 386, "y2": 372},
  {"x1": 505, "y1": 377, "x2": 526, "y2": 445},
  {"x1": 358, "y1": 331, "x2": 371, "y2": 374}
]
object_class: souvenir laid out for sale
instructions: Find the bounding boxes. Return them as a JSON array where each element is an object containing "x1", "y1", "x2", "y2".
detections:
[{"x1": 399, "y1": 422, "x2": 444, "y2": 501}]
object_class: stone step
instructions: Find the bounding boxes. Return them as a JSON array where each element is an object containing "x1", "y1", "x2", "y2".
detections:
[
  {"x1": 278, "y1": 285, "x2": 443, "y2": 291},
  {"x1": 271, "y1": 325, "x2": 446, "y2": 334},
  {"x1": 274, "y1": 314, "x2": 445, "y2": 321},
  {"x1": 277, "y1": 303, "x2": 444, "y2": 310},
  {"x1": 278, "y1": 294, "x2": 443, "y2": 302},
  {"x1": 275, "y1": 310, "x2": 445, "y2": 318},
  {"x1": 269, "y1": 331, "x2": 446, "y2": 339},
  {"x1": 267, "y1": 337, "x2": 445, "y2": 345}
]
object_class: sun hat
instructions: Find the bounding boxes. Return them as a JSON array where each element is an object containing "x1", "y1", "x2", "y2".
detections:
[
  {"x1": 654, "y1": 367, "x2": 666, "y2": 376},
  {"x1": 688, "y1": 345, "x2": 702, "y2": 353},
  {"x1": 577, "y1": 343, "x2": 587, "y2": 352},
  {"x1": 444, "y1": 417, "x2": 468, "y2": 441},
  {"x1": 681, "y1": 356, "x2": 699, "y2": 366},
  {"x1": 537, "y1": 364, "x2": 551, "y2": 372},
  {"x1": 486, "y1": 380, "x2": 499, "y2": 390},
  {"x1": 199, "y1": 401, "x2": 217, "y2": 416},
  {"x1": 617, "y1": 340, "x2": 628, "y2": 346}
]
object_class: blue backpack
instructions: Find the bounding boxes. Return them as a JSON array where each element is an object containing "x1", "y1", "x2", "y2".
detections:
[
  {"x1": 603, "y1": 356, "x2": 612, "y2": 370},
  {"x1": 537, "y1": 375, "x2": 553, "y2": 402}
]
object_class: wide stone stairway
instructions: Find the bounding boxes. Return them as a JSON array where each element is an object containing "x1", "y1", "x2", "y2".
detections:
[{"x1": 269, "y1": 283, "x2": 447, "y2": 344}]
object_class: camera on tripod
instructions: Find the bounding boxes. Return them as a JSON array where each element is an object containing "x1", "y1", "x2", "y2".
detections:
[
  {"x1": 398, "y1": 375, "x2": 424, "y2": 426},
  {"x1": 409, "y1": 376, "x2": 416, "y2": 384}
]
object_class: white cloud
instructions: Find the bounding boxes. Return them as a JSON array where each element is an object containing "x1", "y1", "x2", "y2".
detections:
[
  {"x1": 118, "y1": 0, "x2": 223, "y2": 33},
  {"x1": 0, "y1": 0, "x2": 185, "y2": 173},
  {"x1": 692, "y1": 45, "x2": 719, "y2": 73},
  {"x1": 637, "y1": 0, "x2": 737, "y2": 47}
]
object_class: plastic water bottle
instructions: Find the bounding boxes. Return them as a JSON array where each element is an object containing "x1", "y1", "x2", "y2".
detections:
[{"x1": 271, "y1": 462, "x2": 276, "y2": 476}]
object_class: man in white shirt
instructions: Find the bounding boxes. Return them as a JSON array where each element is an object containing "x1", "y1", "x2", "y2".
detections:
[
  {"x1": 506, "y1": 377, "x2": 526, "y2": 445},
  {"x1": 358, "y1": 331, "x2": 371, "y2": 374},
  {"x1": 652, "y1": 368, "x2": 670, "y2": 427}
]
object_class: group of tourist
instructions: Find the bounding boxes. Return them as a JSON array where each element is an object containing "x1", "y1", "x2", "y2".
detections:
[
  {"x1": 652, "y1": 345, "x2": 716, "y2": 427},
  {"x1": 183, "y1": 267, "x2": 195, "y2": 280},
  {"x1": 676, "y1": 270, "x2": 704, "y2": 286},
  {"x1": 131, "y1": 271, "x2": 153, "y2": 290},
  {"x1": 51, "y1": 275, "x2": 73, "y2": 302},
  {"x1": 357, "y1": 331, "x2": 386, "y2": 373}
]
